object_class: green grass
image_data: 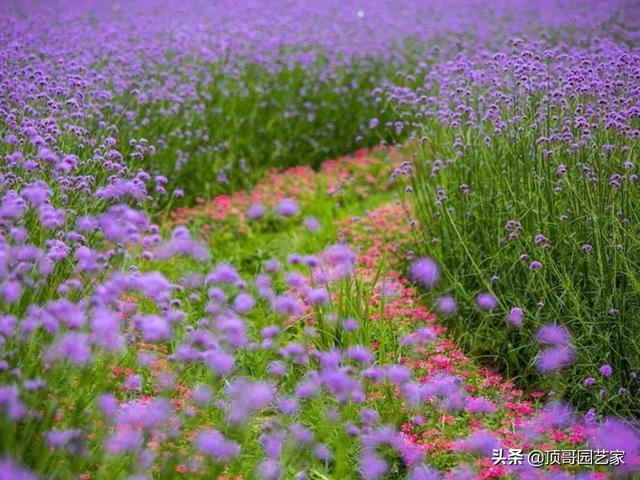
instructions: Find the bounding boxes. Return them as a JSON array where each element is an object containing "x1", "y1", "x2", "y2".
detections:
[
  {"x1": 398, "y1": 116, "x2": 640, "y2": 417},
  {"x1": 118, "y1": 58, "x2": 402, "y2": 205}
]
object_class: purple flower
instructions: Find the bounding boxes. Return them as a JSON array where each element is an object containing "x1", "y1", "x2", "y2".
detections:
[
  {"x1": 599, "y1": 364, "x2": 613, "y2": 377},
  {"x1": 98, "y1": 394, "x2": 119, "y2": 418},
  {"x1": 536, "y1": 346, "x2": 576, "y2": 373},
  {"x1": 313, "y1": 444, "x2": 332, "y2": 462},
  {"x1": 303, "y1": 216, "x2": 321, "y2": 232},
  {"x1": 105, "y1": 429, "x2": 143, "y2": 454},
  {"x1": 204, "y1": 349, "x2": 235, "y2": 376},
  {"x1": 401, "y1": 326, "x2": 437, "y2": 347},
  {"x1": 454, "y1": 431, "x2": 500, "y2": 456},
  {"x1": 276, "y1": 198, "x2": 299, "y2": 217},
  {"x1": 583, "y1": 377, "x2": 596, "y2": 387},
  {"x1": 308, "y1": 288, "x2": 329, "y2": 304},
  {"x1": 191, "y1": 385, "x2": 213, "y2": 406},
  {"x1": 342, "y1": 317, "x2": 359, "y2": 331},
  {"x1": 385, "y1": 364, "x2": 411, "y2": 385},
  {"x1": 529, "y1": 260, "x2": 543, "y2": 270},
  {"x1": 408, "y1": 464, "x2": 443, "y2": 480},
  {"x1": 465, "y1": 397, "x2": 496, "y2": 414},
  {"x1": 46, "y1": 429, "x2": 82, "y2": 452},
  {"x1": 46, "y1": 333, "x2": 92, "y2": 365},
  {"x1": 258, "y1": 458, "x2": 281, "y2": 480},
  {"x1": 435, "y1": 295, "x2": 457, "y2": 315},
  {"x1": 347, "y1": 346, "x2": 373, "y2": 365},
  {"x1": 535, "y1": 324, "x2": 570, "y2": 346},
  {"x1": 121, "y1": 374, "x2": 142, "y2": 392},
  {"x1": 0, "y1": 281, "x2": 22, "y2": 304},
  {"x1": 539, "y1": 401, "x2": 574, "y2": 428},
  {"x1": 0, "y1": 457, "x2": 37, "y2": 480},
  {"x1": 207, "y1": 263, "x2": 241, "y2": 285},
  {"x1": 322, "y1": 244, "x2": 357, "y2": 280},
  {"x1": 195, "y1": 429, "x2": 240, "y2": 460},
  {"x1": 264, "y1": 259, "x2": 281, "y2": 272},
  {"x1": 135, "y1": 315, "x2": 171, "y2": 342},
  {"x1": 225, "y1": 378, "x2": 275, "y2": 424},
  {"x1": 359, "y1": 451, "x2": 388, "y2": 479},
  {"x1": 475, "y1": 292, "x2": 497, "y2": 310},
  {"x1": 233, "y1": 293, "x2": 256, "y2": 314},
  {"x1": 506, "y1": 307, "x2": 524, "y2": 326},
  {"x1": 590, "y1": 418, "x2": 640, "y2": 474},
  {"x1": 0, "y1": 385, "x2": 26, "y2": 421},
  {"x1": 360, "y1": 408, "x2": 379, "y2": 425},
  {"x1": 289, "y1": 423, "x2": 314, "y2": 444},
  {"x1": 408, "y1": 257, "x2": 440, "y2": 289},
  {"x1": 246, "y1": 204, "x2": 266, "y2": 220}
]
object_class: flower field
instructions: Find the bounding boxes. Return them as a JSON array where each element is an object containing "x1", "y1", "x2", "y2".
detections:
[{"x1": 1, "y1": 0, "x2": 640, "y2": 478}]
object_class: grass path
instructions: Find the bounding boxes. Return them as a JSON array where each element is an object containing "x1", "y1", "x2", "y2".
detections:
[{"x1": 145, "y1": 148, "x2": 615, "y2": 478}]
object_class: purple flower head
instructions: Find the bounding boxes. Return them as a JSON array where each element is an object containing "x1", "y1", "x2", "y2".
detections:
[
  {"x1": 359, "y1": 451, "x2": 388, "y2": 479},
  {"x1": 360, "y1": 408, "x2": 380, "y2": 425},
  {"x1": 0, "y1": 385, "x2": 26, "y2": 421},
  {"x1": 0, "y1": 458, "x2": 36, "y2": 480},
  {"x1": 105, "y1": 429, "x2": 143, "y2": 454},
  {"x1": 475, "y1": 292, "x2": 497, "y2": 310},
  {"x1": 539, "y1": 401, "x2": 575, "y2": 428},
  {"x1": 454, "y1": 431, "x2": 500, "y2": 456},
  {"x1": 276, "y1": 198, "x2": 299, "y2": 217},
  {"x1": 233, "y1": 293, "x2": 256, "y2": 314},
  {"x1": 342, "y1": 317, "x2": 359, "y2": 331},
  {"x1": 204, "y1": 349, "x2": 235, "y2": 376},
  {"x1": 322, "y1": 244, "x2": 357, "y2": 280},
  {"x1": 536, "y1": 346, "x2": 576, "y2": 374},
  {"x1": 98, "y1": 394, "x2": 119, "y2": 418},
  {"x1": 46, "y1": 429, "x2": 83, "y2": 453},
  {"x1": 225, "y1": 378, "x2": 275, "y2": 424},
  {"x1": 258, "y1": 458, "x2": 281, "y2": 480},
  {"x1": 289, "y1": 424, "x2": 314, "y2": 444},
  {"x1": 195, "y1": 429, "x2": 240, "y2": 460},
  {"x1": 408, "y1": 464, "x2": 444, "y2": 480},
  {"x1": 273, "y1": 294, "x2": 303, "y2": 317},
  {"x1": 246, "y1": 203, "x2": 266, "y2": 220},
  {"x1": 1, "y1": 281, "x2": 22, "y2": 304},
  {"x1": 135, "y1": 315, "x2": 171, "y2": 342},
  {"x1": 529, "y1": 260, "x2": 543, "y2": 270},
  {"x1": 535, "y1": 324, "x2": 570, "y2": 346},
  {"x1": 264, "y1": 259, "x2": 281, "y2": 273},
  {"x1": 308, "y1": 288, "x2": 329, "y2": 305},
  {"x1": 303, "y1": 216, "x2": 321, "y2": 232},
  {"x1": 401, "y1": 326, "x2": 437, "y2": 347},
  {"x1": 408, "y1": 257, "x2": 440, "y2": 289},
  {"x1": 313, "y1": 444, "x2": 332, "y2": 462},
  {"x1": 590, "y1": 418, "x2": 640, "y2": 474},
  {"x1": 207, "y1": 263, "x2": 241, "y2": 285},
  {"x1": 191, "y1": 385, "x2": 213, "y2": 406},
  {"x1": 583, "y1": 377, "x2": 596, "y2": 387},
  {"x1": 506, "y1": 307, "x2": 524, "y2": 326},
  {"x1": 261, "y1": 325, "x2": 280, "y2": 339},
  {"x1": 121, "y1": 374, "x2": 142, "y2": 392},
  {"x1": 599, "y1": 364, "x2": 613, "y2": 377},
  {"x1": 46, "y1": 333, "x2": 92, "y2": 365},
  {"x1": 385, "y1": 364, "x2": 411, "y2": 385},
  {"x1": 267, "y1": 361, "x2": 287, "y2": 377},
  {"x1": 581, "y1": 243, "x2": 593, "y2": 253},
  {"x1": 285, "y1": 271, "x2": 305, "y2": 289},
  {"x1": 465, "y1": 397, "x2": 496, "y2": 414},
  {"x1": 435, "y1": 295, "x2": 457, "y2": 315}
]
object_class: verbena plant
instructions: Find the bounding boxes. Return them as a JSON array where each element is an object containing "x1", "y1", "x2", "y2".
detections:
[{"x1": 387, "y1": 40, "x2": 640, "y2": 417}]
